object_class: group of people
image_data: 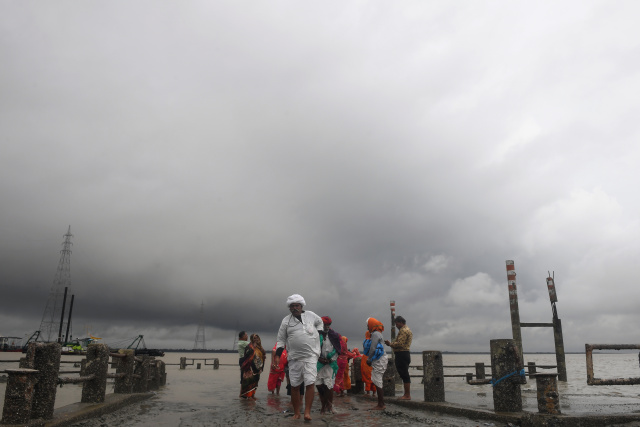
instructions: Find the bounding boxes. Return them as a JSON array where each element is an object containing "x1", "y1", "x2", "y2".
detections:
[{"x1": 236, "y1": 293, "x2": 413, "y2": 421}]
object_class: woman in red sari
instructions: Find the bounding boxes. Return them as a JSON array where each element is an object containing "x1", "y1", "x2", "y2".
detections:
[
  {"x1": 267, "y1": 343, "x2": 287, "y2": 394},
  {"x1": 334, "y1": 336, "x2": 356, "y2": 396},
  {"x1": 240, "y1": 334, "x2": 265, "y2": 399}
]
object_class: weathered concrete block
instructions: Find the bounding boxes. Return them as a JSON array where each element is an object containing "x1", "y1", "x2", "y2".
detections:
[
  {"x1": 1, "y1": 369, "x2": 39, "y2": 425},
  {"x1": 81, "y1": 343, "x2": 110, "y2": 403},
  {"x1": 423, "y1": 351, "x2": 445, "y2": 402},
  {"x1": 114, "y1": 349, "x2": 135, "y2": 394},
  {"x1": 31, "y1": 342, "x2": 61, "y2": 420},
  {"x1": 490, "y1": 339, "x2": 523, "y2": 412}
]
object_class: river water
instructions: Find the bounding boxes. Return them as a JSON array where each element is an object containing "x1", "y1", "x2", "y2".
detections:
[{"x1": 2, "y1": 351, "x2": 640, "y2": 426}]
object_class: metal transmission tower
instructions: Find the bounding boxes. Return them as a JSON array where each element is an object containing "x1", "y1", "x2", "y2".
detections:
[
  {"x1": 39, "y1": 226, "x2": 73, "y2": 342},
  {"x1": 193, "y1": 302, "x2": 206, "y2": 350}
]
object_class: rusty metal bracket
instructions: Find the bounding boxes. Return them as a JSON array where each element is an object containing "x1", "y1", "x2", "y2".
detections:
[{"x1": 585, "y1": 344, "x2": 640, "y2": 385}]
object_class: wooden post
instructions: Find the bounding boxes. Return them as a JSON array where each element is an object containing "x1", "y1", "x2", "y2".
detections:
[
  {"x1": 213, "y1": 358, "x2": 219, "y2": 369},
  {"x1": 423, "y1": 351, "x2": 444, "y2": 402},
  {"x1": 490, "y1": 339, "x2": 523, "y2": 412},
  {"x1": 81, "y1": 343, "x2": 110, "y2": 403},
  {"x1": 475, "y1": 362, "x2": 486, "y2": 380},
  {"x1": 527, "y1": 361, "x2": 537, "y2": 380},
  {"x1": 179, "y1": 357, "x2": 186, "y2": 370}
]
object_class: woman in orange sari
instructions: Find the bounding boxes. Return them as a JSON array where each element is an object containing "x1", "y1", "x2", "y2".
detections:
[
  {"x1": 240, "y1": 334, "x2": 265, "y2": 399},
  {"x1": 360, "y1": 332, "x2": 375, "y2": 396}
]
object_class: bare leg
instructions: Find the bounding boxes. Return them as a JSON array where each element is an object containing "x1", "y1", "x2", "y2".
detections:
[
  {"x1": 304, "y1": 384, "x2": 314, "y2": 420},
  {"x1": 372, "y1": 385, "x2": 385, "y2": 410},
  {"x1": 291, "y1": 386, "x2": 301, "y2": 419},
  {"x1": 399, "y1": 382, "x2": 411, "y2": 400},
  {"x1": 327, "y1": 387, "x2": 334, "y2": 413}
]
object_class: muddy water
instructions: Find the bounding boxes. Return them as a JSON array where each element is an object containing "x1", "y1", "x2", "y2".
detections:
[{"x1": 2, "y1": 352, "x2": 640, "y2": 426}]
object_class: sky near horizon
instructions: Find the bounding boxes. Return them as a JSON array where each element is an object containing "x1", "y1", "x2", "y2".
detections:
[{"x1": 2, "y1": 1, "x2": 640, "y2": 353}]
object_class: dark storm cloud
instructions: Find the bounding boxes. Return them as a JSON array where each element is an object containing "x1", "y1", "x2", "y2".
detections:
[{"x1": 2, "y1": 1, "x2": 640, "y2": 352}]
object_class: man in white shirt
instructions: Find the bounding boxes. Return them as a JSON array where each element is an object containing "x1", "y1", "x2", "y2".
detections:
[{"x1": 274, "y1": 294, "x2": 323, "y2": 421}]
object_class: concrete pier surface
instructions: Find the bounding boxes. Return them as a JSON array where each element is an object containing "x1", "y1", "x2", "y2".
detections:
[{"x1": 4, "y1": 352, "x2": 640, "y2": 426}]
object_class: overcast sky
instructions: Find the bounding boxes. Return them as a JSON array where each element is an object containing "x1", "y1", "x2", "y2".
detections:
[{"x1": 2, "y1": 1, "x2": 640, "y2": 353}]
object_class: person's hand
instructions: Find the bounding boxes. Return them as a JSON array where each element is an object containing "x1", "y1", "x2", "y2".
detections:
[
  {"x1": 384, "y1": 340, "x2": 391, "y2": 346},
  {"x1": 366, "y1": 359, "x2": 372, "y2": 366},
  {"x1": 273, "y1": 355, "x2": 280, "y2": 368}
]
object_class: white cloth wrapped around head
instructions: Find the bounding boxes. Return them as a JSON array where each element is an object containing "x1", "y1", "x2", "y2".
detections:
[{"x1": 286, "y1": 294, "x2": 306, "y2": 307}]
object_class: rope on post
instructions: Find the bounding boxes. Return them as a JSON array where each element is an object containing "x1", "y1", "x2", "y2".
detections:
[{"x1": 490, "y1": 368, "x2": 525, "y2": 387}]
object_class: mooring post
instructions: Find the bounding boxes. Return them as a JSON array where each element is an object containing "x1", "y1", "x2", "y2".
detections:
[
  {"x1": 0, "y1": 369, "x2": 39, "y2": 425},
  {"x1": 528, "y1": 361, "x2": 537, "y2": 379},
  {"x1": 553, "y1": 318, "x2": 568, "y2": 381},
  {"x1": 547, "y1": 275, "x2": 568, "y2": 382},
  {"x1": 490, "y1": 339, "x2": 523, "y2": 412},
  {"x1": 475, "y1": 362, "x2": 486, "y2": 380},
  {"x1": 214, "y1": 358, "x2": 219, "y2": 369},
  {"x1": 423, "y1": 351, "x2": 445, "y2": 402},
  {"x1": 81, "y1": 343, "x2": 110, "y2": 403},
  {"x1": 352, "y1": 357, "x2": 364, "y2": 394},
  {"x1": 114, "y1": 349, "x2": 135, "y2": 394},
  {"x1": 133, "y1": 355, "x2": 151, "y2": 393},
  {"x1": 534, "y1": 373, "x2": 561, "y2": 414},
  {"x1": 31, "y1": 342, "x2": 61, "y2": 420},
  {"x1": 383, "y1": 358, "x2": 396, "y2": 397},
  {"x1": 196, "y1": 362, "x2": 201, "y2": 369},
  {"x1": 505, "y1": 261, "x2": 524, "y2": 358},
  {"x1": 148, "y1": 360, "x2": 160, "y2": 391},
  {"x1": 179, "y1": 357, "x2": 186, "y2": 370},
  {"x1": 159, "y1": 360, "x2": 167, "y2": 385}
]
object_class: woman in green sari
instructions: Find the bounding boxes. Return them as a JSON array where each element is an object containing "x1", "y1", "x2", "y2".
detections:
[{"x1": 240, "y1": 334, "x2": 265, "y2": 399}]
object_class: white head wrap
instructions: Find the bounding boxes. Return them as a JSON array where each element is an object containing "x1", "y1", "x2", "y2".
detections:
[{"x1": 286, "y1": 294, "x2": 306, "y2": 307}]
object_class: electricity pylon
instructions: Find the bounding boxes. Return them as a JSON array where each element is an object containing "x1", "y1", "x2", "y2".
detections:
[
  {"x1": 193, "y1": 302, "x2": 206, "y2": 350},
  {"x1": 39, "y1": 226, "x2": 73, "y2": 342}
]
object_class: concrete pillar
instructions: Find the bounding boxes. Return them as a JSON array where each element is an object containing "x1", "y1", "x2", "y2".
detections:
[
  {"x1": 1, "y1": 369, "x2": 39, "y2": 425},
  {"x1": 133, "y1": 355, "x2": 151, "y2": 393},
  {"x1": 159, "y1": 361, "x2": 167, "y2": 386},
  {"x1": 81, "y1": 343, "x2": 110, "y2": 403},
  {"x1": 149, "y1": 360, "x2": 160, "y2": 391},
  {"x1": 382, "y1": 357, "x2": 396, "y2": 397},
  {"x1": 213, "y1": 358, "x2": 219, "y2": 369},
  {"x1": 505, "y1": 261, "x2": 524, "y2": 357},
  {"x1": 114, "y1": 349, "x2": 135, "y2": 394},
  {"x1": 535, "y1": 373, "x2": 561, "y2": 414},
  {"x1": 527, "y1": 361, "x2": 537, "y2": 380},
  {"x1": 475, "y1": 362, "x2": 486, "y2": 380},
  {"x1": 351, "y1": 357, "x2": 364, "y2": 394},
  {"x1": 490, "y1": 339, "x2": 523, "y2": 412},
  {"x1": 423, "y1": 351, "x2": 445, "y2": 402},
  {"x1": 179, "y1": 357, "x2": 186, "y2": 370},
  {"x1": 196, "y1": 362, "x2": 201, "y2": 369},
  {"x1": 31, "y1": 342, "x2": 61, "y2": 420}
]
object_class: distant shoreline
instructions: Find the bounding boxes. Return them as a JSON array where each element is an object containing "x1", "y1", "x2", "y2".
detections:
[{"x1": 156, "y1": 349, "x2": 587, "y2": 354}]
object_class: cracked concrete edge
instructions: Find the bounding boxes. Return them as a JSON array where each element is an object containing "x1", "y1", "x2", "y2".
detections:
[
  {"x1": 384, "y1": 397, "x2": 640, "y2": 427},
  {"x1": 36, "y1": 392, "x2": 156, "y2": 427}
]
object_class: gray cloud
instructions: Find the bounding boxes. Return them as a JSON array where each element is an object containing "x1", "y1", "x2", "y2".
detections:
[{"x1": 2, "y1": 1, "x2": 640, "y2": 353}]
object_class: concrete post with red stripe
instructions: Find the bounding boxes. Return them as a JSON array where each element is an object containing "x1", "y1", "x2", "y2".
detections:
[{"x1": 505, "y1": 260, "x2": 524, "y2": 358}]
